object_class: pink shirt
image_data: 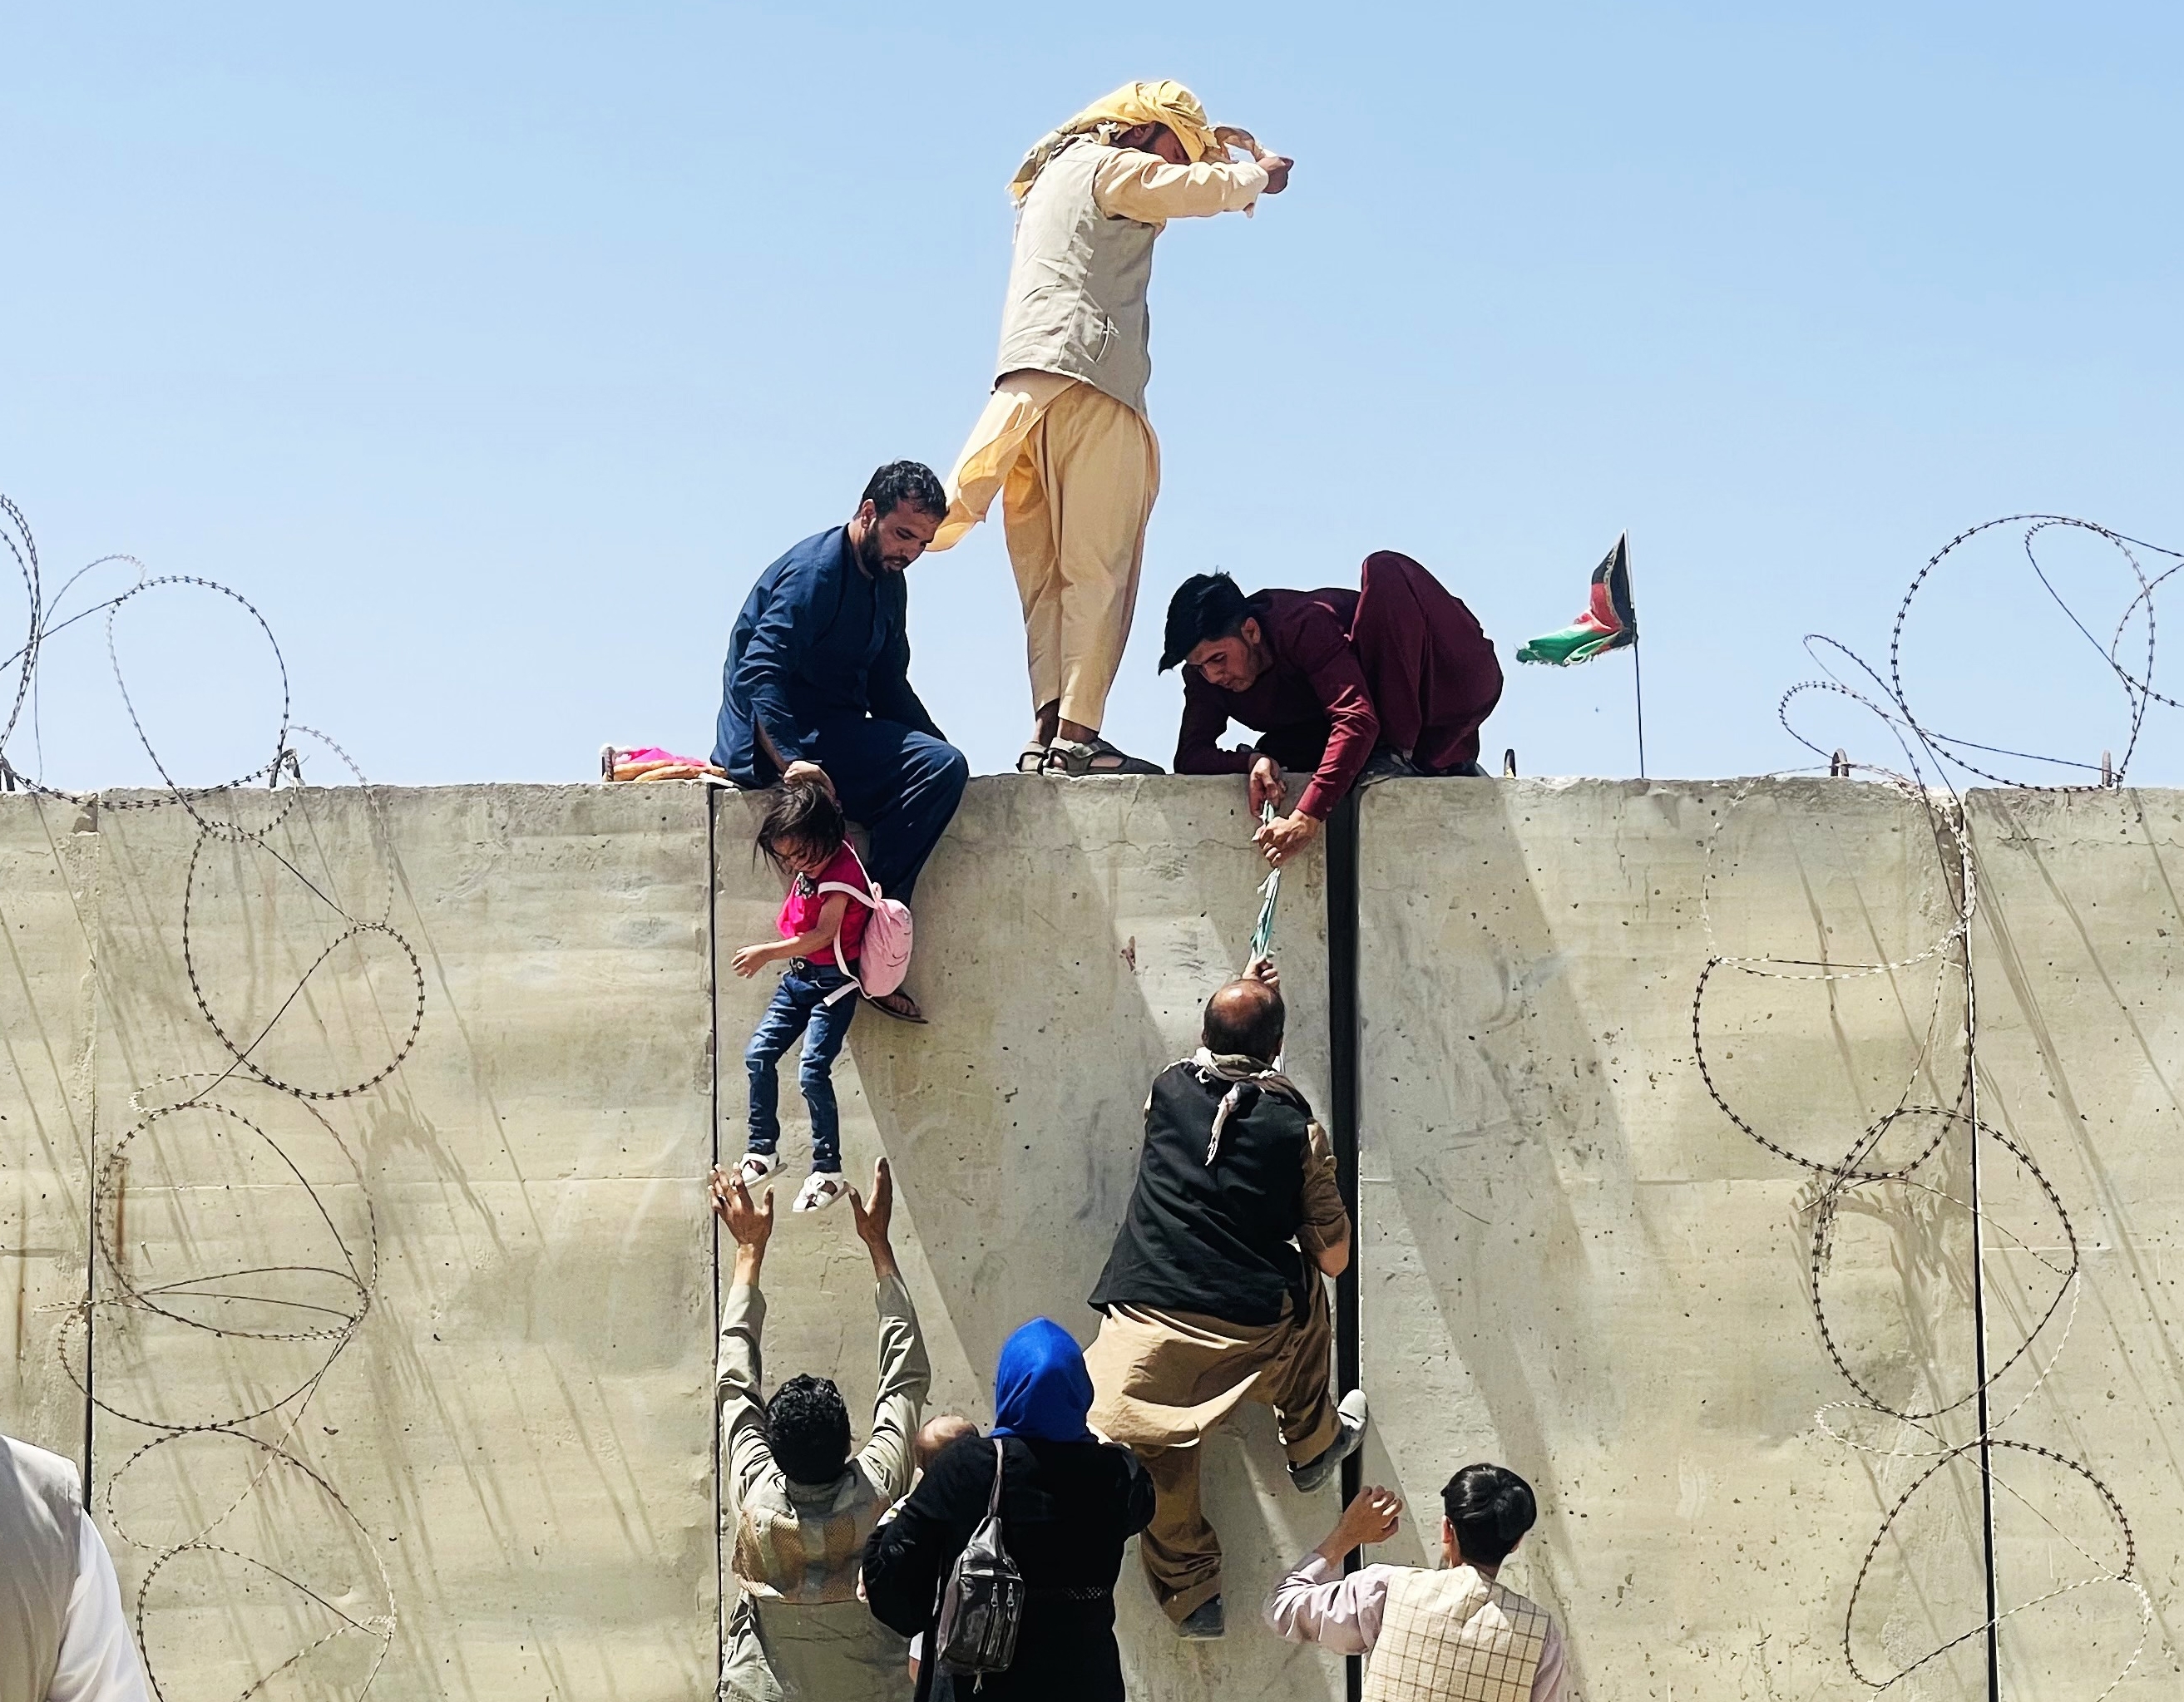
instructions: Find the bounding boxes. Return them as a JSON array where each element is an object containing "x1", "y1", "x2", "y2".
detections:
[
  {"x1": 1264, "y1": 1554, "x2": 1568, "y2": 1701},
  {"x1": 778, "y1": 846, "x2": 867, "y2": 967}
]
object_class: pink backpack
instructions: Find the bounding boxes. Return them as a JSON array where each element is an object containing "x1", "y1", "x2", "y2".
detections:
[{"x1": 818, "y1": 848, "x2": 913, "y2": 999}]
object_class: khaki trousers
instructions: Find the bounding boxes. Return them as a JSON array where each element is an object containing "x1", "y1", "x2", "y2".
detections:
[
  {"x1": 937, "y1": 374, "x2": 1159, "y2": 733},
  {"x1": 721, "y1": 1592, "x2": 912, "y2": 1701},
  {"x1": 1085, "y1": 1284, "x2": 1340, "y2": 1622}
]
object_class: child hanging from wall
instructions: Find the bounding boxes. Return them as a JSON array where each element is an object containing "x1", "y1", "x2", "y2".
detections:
[{"x1": 731, "y1": 781, "x2": 869, "y2": 1212}]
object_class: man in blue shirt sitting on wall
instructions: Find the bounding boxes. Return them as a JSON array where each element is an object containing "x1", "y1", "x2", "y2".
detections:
[{"x1": 714, "y1": 461, "x2": 969, "y2": 1024}]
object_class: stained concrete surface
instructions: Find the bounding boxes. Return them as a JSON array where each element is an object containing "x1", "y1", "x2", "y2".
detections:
[
  {"x1": 0, "y1": 795, "x2": 98, "y2": 1468},
  {"x1": 714, "y1": 778, "x2": 1345, "y2": 1702},
  {"x1": 1, "y1": 777, "x2": 2178, "y2": 1701},
  {"x1": 80, "y1": 787, "x2": 718, "y2": 1700},
  {"x1": 1966, "y1": 789, "x2": 2184, "y2": 1698}
]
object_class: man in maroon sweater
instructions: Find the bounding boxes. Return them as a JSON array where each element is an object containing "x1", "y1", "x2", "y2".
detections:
[{"x1": 1162, "y1": 554, "x2": 1503, "y2": 866}]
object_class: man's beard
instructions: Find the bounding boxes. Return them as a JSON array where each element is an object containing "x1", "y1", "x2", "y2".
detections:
[{"x1": 855, "y1": 527, "x2": 897, "y2": 575}]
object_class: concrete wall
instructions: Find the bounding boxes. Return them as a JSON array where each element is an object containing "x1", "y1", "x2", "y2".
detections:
[
  {"x1": 1966, "y1": 790, "x2": 2184, "y2": 1696},
  {"x1": 2, "y1": 777, "x2": 2178, "y2": 1701},
  {"x1": 0, "y1": 795, "x2": 97, "y2": 1467},
  {"x1": 31, "y1": 787, "x2": 719, "y2": 1700},
  {"x1": 718, "y1": 779, "x2": 1343, "y2": 1702},
  {"x1": 1358, "y1": 779, "x2": 1991, "y2": 1700}
]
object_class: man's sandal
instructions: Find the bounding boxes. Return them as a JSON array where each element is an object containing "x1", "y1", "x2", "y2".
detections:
[
  {"x1": 1016, "y1": 740, "x2": 1050, "y2": 774},
  {"x1": 865, "y1": 988, "x2": 928, "y2": 1024},
  {"x1": 1043, "y1": 737, "x2": 1164, "y2": 777},
  {"x1": 792, "y1": 1172, "x2": 850, "y2": 1213}
]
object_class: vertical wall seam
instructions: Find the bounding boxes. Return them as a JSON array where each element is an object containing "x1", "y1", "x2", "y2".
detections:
[
  {"x1": 1327, "y1": 795, "x2": 1363, "y2": 1702},
  {"x1": 80, "y1": 794, "x2": 101, "y2": 1497},
  {"x1": 1964, "y1": 829, "x2": 2001, "y2": 1702}
]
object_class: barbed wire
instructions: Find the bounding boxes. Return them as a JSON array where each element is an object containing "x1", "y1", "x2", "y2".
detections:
[
  {"x1": 1696, "y1": 515, "x2": 2177, "y2": 1695},
  {"x1": 2, "y1": 496, "x2": 407, "y2": 1699}
]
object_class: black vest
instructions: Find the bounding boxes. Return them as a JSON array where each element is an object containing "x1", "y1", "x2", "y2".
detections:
[{"x1": 1089, "y1": 1062, "x2": 1315, "y2": 1327}]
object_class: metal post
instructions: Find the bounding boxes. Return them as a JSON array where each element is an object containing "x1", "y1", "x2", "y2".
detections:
[
  {"x1": 1960, "y1": 821, "x2": 2000, "y2": 1702},
  {"x1": 1325, "y1": 792, "x2": 1364, "y2": 1702}
]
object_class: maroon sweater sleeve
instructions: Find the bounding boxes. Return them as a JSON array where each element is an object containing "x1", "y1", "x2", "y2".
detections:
[
  {"x1": 1283, "y1": 601, "x2": 1381, "y2": 821},
  {"x1": 1175, "y1": 672, "x2": 1257, "y2": 776}
]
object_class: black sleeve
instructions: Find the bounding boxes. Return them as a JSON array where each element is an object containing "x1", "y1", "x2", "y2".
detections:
[
  {"x1": 862, "y1": 1438, "x2": 981, "y2": 1637},
  {"x1": 1117, "y1": 1447, "x2": 1156, "y2": 1539}
]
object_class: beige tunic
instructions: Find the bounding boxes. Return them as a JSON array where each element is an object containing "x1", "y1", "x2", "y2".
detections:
[
  {"x1": 716, "y1": 1278, "x2": 930, "y2": 1701},
  {"x1": 931, "y1": 145, "x2": 1267, "y2": 733}
]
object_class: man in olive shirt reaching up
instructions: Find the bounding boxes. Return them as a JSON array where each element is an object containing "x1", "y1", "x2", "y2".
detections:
[
  {"x1": 1083, "y1": 959, "x2": 1369, "y2": 1640},
  {"x1": 712, "y1": 1158, "x2": 930, "y2": 1700}
]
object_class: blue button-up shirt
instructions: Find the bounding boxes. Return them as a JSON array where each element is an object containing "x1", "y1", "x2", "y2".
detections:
[{"x1": 713, "y1": 525, "x2": 943, "y2": 783}]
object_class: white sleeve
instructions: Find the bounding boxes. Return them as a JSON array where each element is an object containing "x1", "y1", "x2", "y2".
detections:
[
  {"x1": 1262, "y1": 1552, "x2": 1390, "y2": 1654},
  {"x1": 1531, "y1": 1615, "x2": 1568, "y2": 1702},
  {"x1": 47, "y1": 1511, "x2": 151, "y2": 1702}
]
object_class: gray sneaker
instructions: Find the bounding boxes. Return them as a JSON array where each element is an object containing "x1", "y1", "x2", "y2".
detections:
[
  {"x1": 1288, "y1": 1389, "x2": 1370, "y2": 1493},
  {"x1": 1177, "y1": 1595, "x2": 1225, "y2": 1640}
]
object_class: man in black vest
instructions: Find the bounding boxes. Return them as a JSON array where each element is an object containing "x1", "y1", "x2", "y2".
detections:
[{"x1": 1083, "y1": 960, "x2": 1369, "y2": 1639}]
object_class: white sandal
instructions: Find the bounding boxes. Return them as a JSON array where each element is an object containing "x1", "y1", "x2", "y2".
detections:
[
  {"x1": 735, "y1": 1152, "x2": 783, "y2": 1188},
  {"x1": 793, "y1": 1172, "x2": 849, "y2": 1213}
]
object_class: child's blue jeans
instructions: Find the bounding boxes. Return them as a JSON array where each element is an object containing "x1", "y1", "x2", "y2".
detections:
[{"x1": 744, "y1": 960, "x2": 856, "y2": 1172}]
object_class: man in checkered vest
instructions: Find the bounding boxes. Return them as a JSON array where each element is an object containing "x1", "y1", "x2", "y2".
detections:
[{"x1": 1265, "y1": 1463, "x2": 1569, "y2": 1701}]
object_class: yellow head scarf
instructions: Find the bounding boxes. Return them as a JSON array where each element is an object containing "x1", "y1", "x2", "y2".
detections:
[{"x1": 1009, "y1": 81, "x2": 1227, "y2": 201}]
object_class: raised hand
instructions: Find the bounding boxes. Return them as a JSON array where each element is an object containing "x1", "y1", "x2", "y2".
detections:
[
  {"x1": 849, "y1": 1157, "x2": 899, "y2": 1278},
  {"x1": 709, "y1": 1166, "x2": 775, "y2": 1249},
  {"x1": 1318, "y1": 1484, "x2": 1402, "y2": 1565}
]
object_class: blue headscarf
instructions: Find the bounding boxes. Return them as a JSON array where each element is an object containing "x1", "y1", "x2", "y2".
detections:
[{"x1": 990, "y1": 1318, "x2": 1096, "y2": 1443}]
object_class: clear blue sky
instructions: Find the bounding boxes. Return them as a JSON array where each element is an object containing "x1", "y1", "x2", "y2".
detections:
[{"x1": 7, "y1": 2, "x2": 2181, "y2": 792}]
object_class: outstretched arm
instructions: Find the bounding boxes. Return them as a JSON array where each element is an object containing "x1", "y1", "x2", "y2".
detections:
[
  {"x1": 1093, "y1": 151, "x2": 1277, "y2": 222},
  {"x1": 1254, "y1": 608, "x2": 1381, "y2": 866},
  {"x1": 1265, "y1": 1487, "x2": 1403, "y2": 1651},
  {"x1": 851, "y1": 1160, "x2": 931, "y2": 1502},
  {"x1": 711, "y1": 1170, "x2": 778, "y2": 1500}
]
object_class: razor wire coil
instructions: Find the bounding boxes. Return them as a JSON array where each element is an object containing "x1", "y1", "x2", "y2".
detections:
[
  {"x1": 2, "y1": 496, "x2": 404, "y2": 1700},
  {"x1": 1694, "y1": 514, "x2": 2177, "y2": 1695}
]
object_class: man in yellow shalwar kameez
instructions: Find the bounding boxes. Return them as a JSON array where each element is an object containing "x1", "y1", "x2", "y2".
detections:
[{"x1": 927, "y1": 81, "x2": 1292, "y2": 776}]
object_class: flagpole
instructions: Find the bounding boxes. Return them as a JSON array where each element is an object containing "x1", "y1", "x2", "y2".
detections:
[{"x1": 1625, "y1": 531, "x2": 1645, "y2": 780}]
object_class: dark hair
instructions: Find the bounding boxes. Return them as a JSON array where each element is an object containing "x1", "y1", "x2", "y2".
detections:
[
  {"x1": 860, "y1": 460, "x2": 947, "y2": 522},
  {"x1": 1203, "y1": 978, "x2": 1285, "y2": 1062},
  {"x1": 1442, "y1": 1463, "x2": 1536, "y2": 1567},
  {"x1": 767, "y1": 1374, "x2": 852, "y2": 1486},
  {"x1": 756, "y1": 781, "x2": 846, "y2": 872},
  {"x1": 1159, "y1": 572, "x2": 1253, "y2": 672}
]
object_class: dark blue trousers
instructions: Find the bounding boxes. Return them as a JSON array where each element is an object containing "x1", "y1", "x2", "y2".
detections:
[
  {"x1": 800, "y1": 716, "x2": 968, "y2": 901},
  {"x1": 744, "y1": 962, "x2": 857, "y2": 1172}
]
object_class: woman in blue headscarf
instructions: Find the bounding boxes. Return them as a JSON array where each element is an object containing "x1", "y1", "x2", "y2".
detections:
[{"x1": 864, "y1": 1318, "x2": 1154, "y2": 1700}]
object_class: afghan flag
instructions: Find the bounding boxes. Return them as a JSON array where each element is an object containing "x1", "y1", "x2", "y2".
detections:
[{"x1": 1517, "y1": 533, "x2": 1637, "y2": 666}]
